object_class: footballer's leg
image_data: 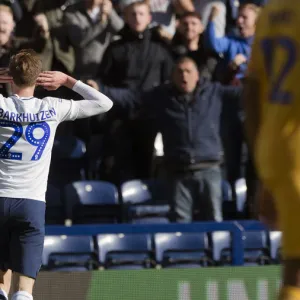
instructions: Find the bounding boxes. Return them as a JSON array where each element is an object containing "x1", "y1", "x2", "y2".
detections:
[
  {"x1": 11, "y1": 273, "x2": 35, "y2": 300},
  {"x1": 0, "y1": 198, "x2": 13, "y2": 299},
  {"x1": 9, "y1": 199, "x2": 45, "y2": 300},
  {"x1": 269, "y1": 177, "x2": 300, "y2": 300},
  {"x1": 0, "y1": 270, "x2": 11, "y2": 299}
]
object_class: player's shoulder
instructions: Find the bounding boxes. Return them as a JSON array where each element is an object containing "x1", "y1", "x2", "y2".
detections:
[
  {"x1": 41, "y1": 96, "x2": 69, "y2": 106},
  {"x1": 257, "y1": 0, "x2": 300, "y2": 30}
]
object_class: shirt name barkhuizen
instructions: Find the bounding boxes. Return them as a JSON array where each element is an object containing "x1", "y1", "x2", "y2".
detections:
[{"x1": 0, "y1": 108, "x2": 56, "y2": 122}]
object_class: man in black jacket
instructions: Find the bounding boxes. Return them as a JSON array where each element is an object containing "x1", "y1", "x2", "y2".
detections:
[
  {"x1": 92, "y1": 0, "x2": 174, "y2": 90},
  {"x1": 103, "y1": 56, "x2": 242, "y2": 222},
  {"x1": 88, "y1": 0, "x2": 174, "y2": 182}
]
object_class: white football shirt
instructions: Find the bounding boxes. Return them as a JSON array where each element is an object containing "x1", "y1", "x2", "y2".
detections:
[{"x1": 0, "y1": 81, "x2": 113, "y2": 202}]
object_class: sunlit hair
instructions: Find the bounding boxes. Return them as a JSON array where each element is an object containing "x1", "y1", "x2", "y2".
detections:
[
  {"x1": 124, "y1": 0, "x2": 151, "y2": 13},
  {"x1": 9, "y1": 49, "x2": 42, "y2": 87},
  {"x1": 0, "y1": 4, "x2": 13, "y2": 15},
  {"x1": 239, "y1": 3, "x2": 262, "y2": 20}
]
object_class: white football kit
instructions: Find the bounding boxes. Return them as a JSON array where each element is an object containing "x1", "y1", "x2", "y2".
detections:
[{"x1": 0, "y1": 81, "x2": 113, "y2": 201}]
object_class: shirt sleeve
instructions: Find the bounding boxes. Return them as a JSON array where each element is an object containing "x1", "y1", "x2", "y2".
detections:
[
  {"x1": 205, "y1": 21, "x2": 231, "y2": 54},
  {"x1": 53, "y1": 80, "x2": 113, "y2": 123}
]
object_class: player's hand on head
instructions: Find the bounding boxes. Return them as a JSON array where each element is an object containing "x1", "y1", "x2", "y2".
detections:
[{"x1": 37, "y1": 71, "x2": 68, "y2": 91}]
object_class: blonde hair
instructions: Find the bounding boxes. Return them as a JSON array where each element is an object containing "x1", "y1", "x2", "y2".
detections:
[
  {"x1": 9, "y1": 49, "x2": 42, "y2": 87},
  {"x1": 124, "y1": 1, "x2": 151, "y2": 13},
  {"x1": 0, "y1": 4, "x2": 13, "y2": 16},
  {"x1": 239, "y1": 3, "x2": 261, "y2": 18}
]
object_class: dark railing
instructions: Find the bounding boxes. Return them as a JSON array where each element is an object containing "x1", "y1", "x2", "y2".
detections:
[{"x1": 45, "y1": 220, "x2": 270, "y2": 266}]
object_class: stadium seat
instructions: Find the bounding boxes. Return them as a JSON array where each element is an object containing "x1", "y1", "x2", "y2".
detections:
[
  {"x1": 211, "y1": 231, "x2": 231, "y2": 265},
  {"x1": 121, "y1": 179, "x2": 168, "y2": 204},
  {"x1": 121, "y1": 179, "x2": 170, "y2": 223},
  {"x1": 48, "y1": 136, "x2": 87, "y2": 188},
  {"x1": 235, "y1": 178, "x2": 247, "y2": 215},
  {"x1": 269, "y1": 231, "x2": 282, "y2": 264},
  {"x1": 45, "y1": 185, "x2": 65, "y2": 225},
  {"x1": 43, "y1": 236, "x2": 97, "y2": 271},
  {"x1": 243, "y1": 231, "x2": 270, "y2": 265},
  {"x1": 97, "y1": 234, "x2": 153, "y2": 269},
  {"x1": 154, "y1": 232, "x2": 213, "y2": 268},
  {"x1": 130, "y1": 217, "x2": 170, "y2": 224},
  {"x1": 52, "y1": 136, "x2": 87, "y2": 159},
  {"x1": 64, "y1": 180, "x2": 121, "y2": 224}
]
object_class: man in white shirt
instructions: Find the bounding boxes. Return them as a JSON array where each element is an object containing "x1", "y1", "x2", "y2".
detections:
[{"x1": 0, "y1": 49, "x2": 113, "y2": 300}]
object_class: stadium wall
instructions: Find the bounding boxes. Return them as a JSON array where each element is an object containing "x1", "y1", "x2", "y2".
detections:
[{"x1": 29, "y1": 266, "x2": 281, "y2": 300}]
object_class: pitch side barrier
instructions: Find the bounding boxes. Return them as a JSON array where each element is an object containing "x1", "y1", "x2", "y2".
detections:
[{"x1": 45, "y1": 221, "x2": 269, "y2": 266}]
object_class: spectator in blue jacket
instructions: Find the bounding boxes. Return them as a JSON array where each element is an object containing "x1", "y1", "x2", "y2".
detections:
[
  {"x1": 206, "y1": 3, "x2": 260, "y2": 80},
  {"x1": 102, "y1": 56, "x2": 242, "y2": 223}
]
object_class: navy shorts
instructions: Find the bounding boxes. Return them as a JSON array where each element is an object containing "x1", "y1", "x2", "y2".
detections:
[{"x1": 0, "y1": 198, "x2": 45, "y2": 279}]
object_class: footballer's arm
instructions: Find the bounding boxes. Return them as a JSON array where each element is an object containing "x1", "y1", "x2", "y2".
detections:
[{"x1": 37, "y1": 71, "x2": 113, "y2": 119}]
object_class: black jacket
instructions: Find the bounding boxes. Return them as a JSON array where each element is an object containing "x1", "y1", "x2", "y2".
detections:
[
  {"x1": 103, "y1": 79, "x2": 242, "y2": 165},
  {"x1": 98, "y1": 25, "x2": 174, "y2": 91},
  {"x1": 171, "y1": 34, "x2": 219, "y2": 81}
]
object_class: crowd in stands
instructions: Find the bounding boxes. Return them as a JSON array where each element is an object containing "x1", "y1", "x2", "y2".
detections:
[{"x1": 0, "y1": 0, "x2": 268, "y2": 224}]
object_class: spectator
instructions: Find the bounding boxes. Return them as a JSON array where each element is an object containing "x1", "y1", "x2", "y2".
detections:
[
  {"x1": 0, "y1": 4, "x2": 49, "y2": 96},
  {"x1": 149, "y1": 0, "x2": 194, "y2": 36},
  {"x1": 119, "y1": 0, "x2": 195, "y2": 38},
  {"x1": 194, "y1": 0, "x2": 227, "y2": 37},
  {"x1": 206, "y1": 3, "x2": 260, "y2": 81},
  {"x1": 103, "y1": 57, "x2": 242, "y2": 222},
  {"x1": 88, "y1": 0, "x2": 174, "y2": 184},
  {"x1": 171, "y1": 12, "x2": 219, "y2": 80},
  {"x1": 14, "y1": 0, "x2": 44, "y2": 38},
  {"x1": 38, "y1": 0, "x2": 76, "y2": 76},
  {"x1": 206, "y1": 3, "x2": 260, "y2": 212},
  {"x1": 0, "y1": 0, "x2": 23, "y2": 21},
  {"x1": 93, "y1": 0, "x2": 173, "y2": 90},
  {"x1": 34, "y1": 0, "x2": 91, "y2": 144},
  {"x1": 64, "y1": 0, "x2": 124, "y2": 79}
]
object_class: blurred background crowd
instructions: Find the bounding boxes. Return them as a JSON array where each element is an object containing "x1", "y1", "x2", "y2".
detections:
[{"x1": 0, "y1": 0, "x2": 269, "y2": 224}]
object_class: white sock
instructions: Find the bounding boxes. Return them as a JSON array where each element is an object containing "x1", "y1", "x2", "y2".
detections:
[
  {"x1": 11, "y1": 291, "x2": 33, "y2": 300},
  {"x1": 0, "y1": 289, "x2": 8, "y2": 300}
]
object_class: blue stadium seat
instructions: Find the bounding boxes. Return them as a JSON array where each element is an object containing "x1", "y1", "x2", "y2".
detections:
[
  {"x1": 43, "y1": 236, "x2": 97, "y2": 271},
  {"x1": 269, "y1": 231, "x2": 282, "y2": 264},
  {"x1": 154, "y1": 232, "x2": 212, "y2": 268},
  {"x1": 45, "y1": 185, "x2": 64, "y2": 225},
  {"x1": 64, "y1": 180, "x2": 120, "y2": 224},
  {"x1": 235, "y1": 178, "x2": 247, "y2": 215},
  {"x1": 48, "y1": 136, "x2": 87, "y2": 188},
  {"x1": 211, "y1": 231, "x2": 231, "y2": 265},
  {"x1": 97, "y1": 234, "x2": 153, "y2": 269},
  {"x1": 121, "y1": 179, "x2": 170, "y2": 223},
  {"x1": 52, "y1": 136, "x2": 86, "y2": 159},
  {"x1": 131, "y1": 217, "x2": 170, "y2": 224},
  {"x1": 121, "y1": 179, "x2": 168, "y2": 204},
  {"x1": 243, "y1": 231, "x2": 270, "y2": 265}
]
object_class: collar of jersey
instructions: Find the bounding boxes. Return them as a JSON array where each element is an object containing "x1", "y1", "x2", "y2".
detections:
[{"x1": 12, "y1": 94, "x2": 34, "y2": 100}]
